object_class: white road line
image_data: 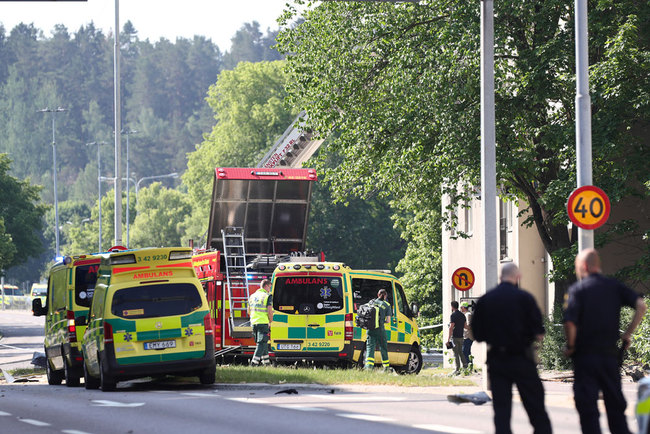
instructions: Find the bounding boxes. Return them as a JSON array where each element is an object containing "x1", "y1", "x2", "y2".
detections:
[
  {"x1": 337, "y1": 413, "x2": 396, "y2": 422},
  {"x1": 20, "y1": 419, "x2": 51, "y2": 427},
  {"x1": 90, "y1": 400, "x2": 145, "y2": 408},
  {"x1": 306, "y1": 394, "x2": 406, "y2": 401},
  {"x1": 413, "y1": 424, "x2": 483, "y2": 433},
  {"x1": 224, "y1": 397, "x2": 269, "y2": 404},
  {"x1": 0, "y1": 343, "x2": 24, "y2": 350},
  {"x1": 62, "y1": 430, "x2": 94, "y2": 434},
  {"x1": 274, "y1": 404, "x2": 326, "y2": 412},
  {"x1": 181, "y1": 393, "x2": 221, "y2": 398},
  {"x1": 0, "y1": 411, "x2": 12, "y2": 416}
]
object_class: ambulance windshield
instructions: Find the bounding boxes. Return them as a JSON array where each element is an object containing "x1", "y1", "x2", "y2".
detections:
[
  {"x1": 111, "y1": 283, "x2": 203, "y2": 319},
  {"x1": 75, "y1": 264, "x2": 99, "y2": 307},
  {"x1": 273, "y1": 276, "x2": 344, "y2": 314}
]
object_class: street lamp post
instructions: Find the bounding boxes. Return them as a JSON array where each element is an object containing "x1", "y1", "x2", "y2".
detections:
[
  {"x1": 86, "y1": 141, "x2": 107, "y2": 252},
  {"x1": 39, "y1": 107, "x2": 68, "y2": 258},
  {"x1": 123, "y1": 129, "x2": 138, "y2": 248},
  {"x1": 135, "y1": 173, "x2": 179, "y2": 210}
]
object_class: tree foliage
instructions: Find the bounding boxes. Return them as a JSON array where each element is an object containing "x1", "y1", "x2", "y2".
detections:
[
  {"x1": 183, "y1": 60, "x2": 294, "y2": 242},
  {"x1": 0, "y1": 154, "x2": 46, "y2": 271},
  {"x1": 277, "y1": 0, "x2": 650, "y2": 306},
  {"x1": 130, "y1": 183, "x2": 190, "y2": 248}
]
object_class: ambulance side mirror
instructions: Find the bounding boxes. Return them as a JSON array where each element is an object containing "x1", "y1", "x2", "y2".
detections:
[
  {"x1": 32, "y1": 298, "x2": 46, "y2": 316},
  {"x1": 411, "y1": 303, "x2": 419, "y2": 318}
]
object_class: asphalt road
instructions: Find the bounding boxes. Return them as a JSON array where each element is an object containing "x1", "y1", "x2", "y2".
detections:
[
  {"x1": 0, "y1": 309, "x2": 643, "y2": 434},
  {"x1": 0, "y1": 310, "x2": 45, "y2": 371}
]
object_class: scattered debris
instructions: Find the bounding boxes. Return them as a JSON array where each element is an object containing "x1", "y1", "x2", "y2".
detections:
[
  {"x1": 31, "y1": 352, "x2": 47, "y2": 369},
  {"x1": 447, "y1": 391, "x2": 491, "y2": 405},
  {"x1": 1, "y1": 369, "x2": 15, "y2": 384},
  {"x1": 275, "y1": 388, "x2": 299, "y2": 395}
]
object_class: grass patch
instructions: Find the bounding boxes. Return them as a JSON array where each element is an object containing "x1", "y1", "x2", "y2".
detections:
[
  {"x1": 9, "y1": 367, "x2": 45, "y2": 377},
  {"x1": 215, "y1": 365, "x2": 476, "y2": 387}
]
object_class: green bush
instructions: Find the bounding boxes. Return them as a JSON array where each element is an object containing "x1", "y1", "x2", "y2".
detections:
[
  {"x1": 417, "y1": 314, "x2": 443, "y2": 350},
  {"x1": 622, "y1": 295, "x2": 650, "y2": 367},
  {"x1": 539, "y1": 307, "x2": 572, "y2": 370}
]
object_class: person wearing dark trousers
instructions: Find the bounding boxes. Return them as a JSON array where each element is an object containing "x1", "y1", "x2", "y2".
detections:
[
  {"x1": 564, "y1": 248, "x2": 647, "y2": 434},
  {"x1": 472, "y1": 262, "x2": 552, "y2": 434},
  {"x1": 460, "y1": 301, "x2": 473, "y2": 365},
  {"x1": 447, "y1": 300, "x2": 467, "y2": 374}
]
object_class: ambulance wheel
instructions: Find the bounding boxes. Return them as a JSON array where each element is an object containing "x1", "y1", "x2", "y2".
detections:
[
  {"x1": 46, "y1": 360, "x2": 64, "y2": 385},
  {"x1": 64, "y1": 360, "x2": 81, "y2": 387},
  {"x1": 398, "y1": 345, "x2": 423, "y2": 375},
  {"x1": 99, "y1": 359, "x2": 116, "y2": 392},
  {"x1": 356, "y1": 344, "x2": 367, "y2": 369},
  {"x1": 198, "y1": 368, "x2": 215, "y2": 385},
  {"x1": 83, "y1": 362, "x2": 99, "y2": 390}
]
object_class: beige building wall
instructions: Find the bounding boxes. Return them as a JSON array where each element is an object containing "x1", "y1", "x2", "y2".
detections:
[{"x1": 442, "y1": 195, "x2": 551, "y2": 368}]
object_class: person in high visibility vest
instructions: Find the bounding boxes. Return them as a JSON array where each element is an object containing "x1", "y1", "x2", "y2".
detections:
[
  {"x1": 248, "y1": 279, "x2": 273, "y2": 366},
  {"x1": 364, "y1": 289, "x2": 391, "y2": 370}
]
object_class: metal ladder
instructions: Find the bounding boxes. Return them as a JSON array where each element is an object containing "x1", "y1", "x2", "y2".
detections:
[{"x1": 221, "y1": 227, "x2": 252, "y2": 337}]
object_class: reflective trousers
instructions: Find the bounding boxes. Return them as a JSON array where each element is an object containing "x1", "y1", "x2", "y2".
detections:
[
  {"x1": 364, "y1": 328, "x2": 389, "y2": 369},
  {"x1": 252, "y1": 323, "x2": 270, "y2": 365}
]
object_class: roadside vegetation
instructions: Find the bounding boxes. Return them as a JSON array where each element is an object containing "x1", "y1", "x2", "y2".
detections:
[{"x1": 214, "y1": 365, "x2": 475, "y2": 387}]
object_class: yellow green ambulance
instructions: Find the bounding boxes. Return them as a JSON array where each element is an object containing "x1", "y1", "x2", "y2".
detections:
[
  {"x1": 270, "y1": 262, "x2": 422, "y2": 373},
  {"x1": 33, "y1": 255, "x2": 101, "y2": 387},
  {"x1": 81, "y1": 247, "x2": 216, "y2": 391}
]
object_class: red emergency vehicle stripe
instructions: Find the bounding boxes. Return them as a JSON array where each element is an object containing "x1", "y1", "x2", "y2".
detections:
[
  {"x1": 112, "y1": 266, "x2": 150, "y2": 274},
  {"x1": 156, "y1": 262, "x2": 192, "y2": 268},
  {"x1": 74, "y1": 258, "x2": 101, "y2": 266}
]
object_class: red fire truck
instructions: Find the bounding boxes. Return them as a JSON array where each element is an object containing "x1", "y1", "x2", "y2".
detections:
[{"x1": 191, "y1": 167, "x2": 319, "y2": 360}]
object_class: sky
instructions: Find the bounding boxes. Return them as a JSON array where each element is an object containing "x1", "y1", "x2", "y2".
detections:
[{"x1": 0, "y1": 0, "x2": 297, "y2": 51}]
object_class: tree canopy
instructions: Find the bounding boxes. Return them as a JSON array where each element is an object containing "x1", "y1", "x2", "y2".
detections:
[
  {"x1": 0, "y1": 153, "x2": 46, "y2": 271},
  {"x1": 277, "y1": 0, "x2": 650, "y2": 301}
]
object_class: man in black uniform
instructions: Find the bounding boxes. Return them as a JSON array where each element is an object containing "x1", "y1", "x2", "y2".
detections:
[
  {"x1": 564, "y1": 248, "x2": 647, "y2": 434},
  {"x1": 472, "y1": 262, "x2": 552, "y2": 434}
]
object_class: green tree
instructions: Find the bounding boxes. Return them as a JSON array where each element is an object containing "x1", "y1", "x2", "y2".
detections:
[
  {"x1": 130, "y1": 183, "x2": 190, "y2": 248},
  {"x1": 0, "y1": 154, "x2": 46, "y2": 270},
  {"x1": 183, "y1": 60, "x2": 293, "y2": 241},
  {"x1": 277, "y1": 0, "x2": 650, "y2": 306}
]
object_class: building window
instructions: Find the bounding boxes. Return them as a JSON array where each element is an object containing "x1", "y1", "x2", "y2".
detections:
[
  {"x1": 499, "y1": 199, "x2": 511, "y2": 260},
  {"x1": 464, "y1": 201, "x2": 473, "y2": 235}
]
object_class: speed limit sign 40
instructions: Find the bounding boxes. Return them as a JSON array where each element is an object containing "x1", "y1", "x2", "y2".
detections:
[{"x1": 567, "y1": 185, "x2": 611, "y2": 230}]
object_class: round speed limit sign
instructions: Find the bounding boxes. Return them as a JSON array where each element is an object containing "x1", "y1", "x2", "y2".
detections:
[{"x1": 567, "y1": 185, "x2": 610, "y2": 230}]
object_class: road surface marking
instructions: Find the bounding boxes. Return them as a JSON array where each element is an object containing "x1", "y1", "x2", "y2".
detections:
[
  {"x1": 181, "y1": 393, "x2": 221, "y2": 398},
  {"x1": 274, "y1": 404, "x2": 326, "y2": 412},
  {"x1": 20, "y1": 419, "x2": 51, "y2": 427},
  {"x1": 62, "y1": 430, "x2": 94, "y2": 434},
  {"x1": 225, "y1": 397, "x2": 269, "y2": 404},
  {"x1": 0, "y1": 411, "x2": 12, "y2": 416},
  {"x1": 307, "y1": 394, "x2": 406, "y2": 401},
  {"x1": 0, "y1": 343, "x2": 24, "y2": 350},
  {"x1": 413, "y1": 424, "x2": 483, "y2": 433},
  {"x1": 91, "y1": 400, "x2": 145, "y2": 408},
  {"x1": 337, "y1": 413, "x2": 395, "y2": 422}
]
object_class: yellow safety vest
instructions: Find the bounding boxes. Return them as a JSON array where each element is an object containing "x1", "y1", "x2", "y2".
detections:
[{"x1": 249, "y1": 289, "x2": 270, "y2": 325}]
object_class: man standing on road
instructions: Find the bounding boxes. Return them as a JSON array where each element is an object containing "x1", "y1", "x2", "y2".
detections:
[
  {"x1": 564, "y1": 248, "x2": 647, "y2": 434},
  {"x1": 248, "y1": 279, "x2": 273, "y2": 366},
  {"x1": 472, "y1": 262, "x2": 552, "y2": 434},
  {"x1": 460, "y1": 301, "x2": 474, "y2": 366},
  {"x1": 364, "y1": 289, "x2": 391, "y2": 371},
  {"x1": 447, "y1": 301, "x2": 467, "y2": 374}
]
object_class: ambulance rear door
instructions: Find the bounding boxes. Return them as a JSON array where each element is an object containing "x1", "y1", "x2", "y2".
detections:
[{"x1": 272, "y1": 273, "x2": 347, "y2": 353}]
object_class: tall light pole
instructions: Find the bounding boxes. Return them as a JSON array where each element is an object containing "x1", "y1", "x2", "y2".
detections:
[
  {"x1": 39, "y1": 107, "x2": 68, "y2": 258},
  {"x1": 86, "y1": 141, "x2": 107, "y2": 252},
  {"x1": 575, "y1": 0, "x2": 593, "y2": 252},
  {"x1": 135, "y1": 173, "x2": 179, "y2": 210},
  {"x1": 113, "y1": 0, "x2": 123, "y2": 247},
  {"x1": 123, "y1": 129, "x2": 137, "y2": 248}
]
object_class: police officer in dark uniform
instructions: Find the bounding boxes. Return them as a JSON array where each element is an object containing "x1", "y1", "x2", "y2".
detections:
[
  {"x1": 472, "y1": 262, "x2": 552, "y2": 434},
  {"x1": 563, "y1": 248, "x2": 647, "y2": 434}
]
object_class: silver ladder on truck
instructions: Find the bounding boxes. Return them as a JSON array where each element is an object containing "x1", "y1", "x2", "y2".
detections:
[{"x1": 221, "y1": 226, "x2": 252, "y2": 337}]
